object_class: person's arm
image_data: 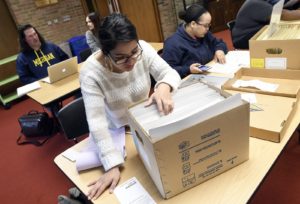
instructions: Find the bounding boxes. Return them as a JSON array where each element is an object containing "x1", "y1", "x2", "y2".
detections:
[
  {"x1": 16, "y1": 54, "x2": 38, "y2": 84},
  {"x1": 206, "y1": 32, "x2": 228, "y2": 64},
  {"x1": 161, "y1": 39, "x2": 190, "y2": 78},
  {"x1": 141, "y1": 41, "x2": 181, "y2": 92},
  {"x1": 281, "y1": 9, "x2": 300, "y2": 20},
  {"x1": 140, "y1": 40, "x2": 181, "y2": 114},
  {"x1": 80, "y1": 62, "x2": 124, "y2": 200},
  {"x1": 86, "y1": 31, "x2": 100, "y2": 53},
  {"x1": 206, "y1": 32, "x2": 228, "y2": 54}
]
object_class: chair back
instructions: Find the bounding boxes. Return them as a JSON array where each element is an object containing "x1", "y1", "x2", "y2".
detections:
[
  {"x1": 57, "y1": 97, "x2": 89, "y2": 141},
  {"x1": 227, "y1": 20, "x2": 235, "y2": 31},
  {"x1": 79, "y1": 48, "x2": 92, "y2": 62},
  {"x1": 227, "y1": 20, "x2": 236, "y2": 49}
]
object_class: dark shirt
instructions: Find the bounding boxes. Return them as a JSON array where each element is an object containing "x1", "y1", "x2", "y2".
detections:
[
  {"x1": 162, "y1": 25, "x2": 228, "y2": 78},
  {"x1": 232, "y1": 0, "x2": 273, "y2": 49},
  {"x1": 232, "y1": 0, "x2": 300, "y2": 49},
  {"x1": 16, "y1": 42, "x2": 69, "y2": 84}
]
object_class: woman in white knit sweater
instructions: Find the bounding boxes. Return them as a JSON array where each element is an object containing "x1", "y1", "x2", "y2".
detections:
[{"x1": 80, "y1": 13, "x2": 181, "y2": 200}]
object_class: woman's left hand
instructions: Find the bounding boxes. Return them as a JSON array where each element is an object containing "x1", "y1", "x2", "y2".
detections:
[
  {"x1": 145, "y1": 83, "x2": 173, "y2": 115},
  {"x1": 214, "y1": 50, "x2": 226, "y2": 64}
]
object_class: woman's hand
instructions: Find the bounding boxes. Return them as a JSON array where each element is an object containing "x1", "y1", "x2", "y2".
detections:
[
  {"x1": 145, "y1": 83, "x2": 173, "y2": 115},
  {"x1": 189, "y1": 63, "x2": 203, "y2": 74},
  {"x1": 214, "y1": 50, "x2": 226, "y2": 64},
  {"x1": 87, "y1": 166, "x2": 120, "y2": 200}
]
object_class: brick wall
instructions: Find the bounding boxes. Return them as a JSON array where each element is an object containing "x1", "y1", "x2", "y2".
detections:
[
  {"x1": 5, "y1": 0, "x2": 87, "y2": 45},
  {"x1": 156, "y1": 0, "x2": 202, "y2": 40},
  {"x1": 5, "y1": 0, "x2": 203, "y2": 44},
  {"x1": 156, "y1": 0, "x2": 177, "y2": 40}
]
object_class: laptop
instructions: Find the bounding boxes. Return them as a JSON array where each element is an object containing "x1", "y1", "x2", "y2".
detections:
[{"x1": 42, "y1": 56, "x2": 78, "y2": 84}]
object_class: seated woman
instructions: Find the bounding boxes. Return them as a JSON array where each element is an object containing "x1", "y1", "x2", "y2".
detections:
[
  {"x1": 162, "y1": 4, "x2": 228, "y2": 79},
  {"x1": 85, "y1": 12, "x2": 101, "y2": 53},
  {"x1": 80, "y1": 13, "x2": 181, "y2": 200}
]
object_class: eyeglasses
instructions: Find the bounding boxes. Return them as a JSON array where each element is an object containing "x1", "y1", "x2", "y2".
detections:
[
  {"x1": 195, "y1": 22, "x2": 211, "y2": 29},
  {"x1": 108, "y1": 44, "x2": 143, "y2": 65}
]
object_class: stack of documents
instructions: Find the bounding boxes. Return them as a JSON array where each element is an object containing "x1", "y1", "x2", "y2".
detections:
[
  {"x1": 257, "y1": 23, "x2": 300, "y2": 40},
  {"x1": 129, "y1": 82, "x2": 243, "y2": 140}
]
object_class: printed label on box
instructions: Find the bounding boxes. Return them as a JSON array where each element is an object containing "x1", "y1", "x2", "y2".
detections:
[
  {"x1": 265, "y1": 57, "x2": 287, "y2": 69},
  {"x1": 251, "y1": 58, "x2": 265, "y2": 68}
]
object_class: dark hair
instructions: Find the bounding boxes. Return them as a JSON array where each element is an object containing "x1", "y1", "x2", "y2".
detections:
[
  {"x1": 87, "y1": 12, "x2": 101, "y2": 36},
  {"x1": 178, "y1": 4, "x2": 208, "y2": 24},
  {"x1": 98, "y1": 13, "x2": 138, "y2": 55},
  {"x1": 18, "y1": 24, "x2": 45, "y2": 53}
]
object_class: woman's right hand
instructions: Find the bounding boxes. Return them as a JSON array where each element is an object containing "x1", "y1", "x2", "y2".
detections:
[
  {"x1": 86, "y1": 166, "x2": 120, "y2": 200},
  {"x1": 190, "y1": 63, "x2": 203, "y2": 74}
]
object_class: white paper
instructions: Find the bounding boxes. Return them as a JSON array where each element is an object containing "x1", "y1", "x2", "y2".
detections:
[
  {"x1": 149, "y1": 94, "x2": 243, "y2": 140},
  {"x1": 62, "y1": 148, "x2": 80, "y2": 162},
  {"x1": 75, "y1": 127, "x2": 126, "y2": 172},
  {"x1": 114, "y1": 177, "x2": 156, "y2": 204},
  {"x1": 130, "y1": 83, "x2": 226, "y2": 137},
  {"x1": 41, "y1": 77, "x2": 51, "y2": 83},
  {"x1": 189, "y1": 74, "x2": 231, "y2": 89},
  {"x1": 265, "y1": 57, "x2": 287, "y2": 69},
  {"x1": 17, "y1": 81, "x2": 41, "y2": 97},
  {"x1": 76, "y1": 151, "x2": 102, "y2": 171},
  {"x1": 232, "y1": 79, "x2": 279, "y2": 92},
  {"x1": 208, "y1": 51, "x2": 250, "y2": 75},
  {"x1": 241, "y1": 93, "x2": 257, "y2": 104},
  {"x1": 129, "y1": 82, "x2": 244, "y2": 141}
]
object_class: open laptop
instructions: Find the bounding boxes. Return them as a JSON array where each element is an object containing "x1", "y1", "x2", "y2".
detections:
[{"x1": 42, "y1": 56, "x2": 78, "y2": 84}]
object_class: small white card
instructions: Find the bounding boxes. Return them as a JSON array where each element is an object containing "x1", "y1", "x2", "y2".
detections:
[
  {"x1": 114, "y1": 177, "x2": 156, "y2": 204},
  {"x1": 265, "y1": 57, "x2": 286, "y2": 69}
]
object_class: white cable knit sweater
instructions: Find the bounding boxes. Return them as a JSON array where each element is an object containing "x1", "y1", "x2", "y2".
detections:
[{"x1": 79, "y1": 40, "x2": 181, "y2": 171}]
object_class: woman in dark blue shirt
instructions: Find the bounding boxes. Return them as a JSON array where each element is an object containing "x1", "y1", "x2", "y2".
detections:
[{"x1": 162, "y1": 4, "x2": 228, "y2": 78}]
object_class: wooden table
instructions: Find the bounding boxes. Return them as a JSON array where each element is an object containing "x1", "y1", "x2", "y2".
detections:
[
  {"x1": 54, "y1": 95, "x2": 300, "y2": 204},
  {"x1": 27, "y1": 66, "x2": 81, "y2": 106},
  {"x1": 54, "y1": 44, "x2": 300, "y2": 203},
  {"x1": 148, "y1": 42, "x2": 163, "y2": 52},
  {"x1": 27, "y1": 43, "x2": 163, "y2": 106}
]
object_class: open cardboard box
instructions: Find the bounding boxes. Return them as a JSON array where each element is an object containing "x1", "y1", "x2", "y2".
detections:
[
  {"x1": 222, "y1": 68, "x2": 300, "y2": 142},
  {"x1": 127, "y1": 83, "x2": 249, "y2": 199},
  {"x1": 223, "y1": 68, "x2": 300, "y2": 97},
  {"x1": 249, "y1": 24, "x2": 300, "y2": 70}
]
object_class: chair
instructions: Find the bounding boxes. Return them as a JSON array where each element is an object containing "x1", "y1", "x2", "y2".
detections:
[
  {"x1": 79, "y1": 48, "x2": 92, "y2": 62},
  {"x1": 57, "y1": 97, "x2": 89, "y2": 142},
  {"x1": 227, "y1": 19, "x2": 236, "y2": 49},
  {"x1": 227, "y1": 20, "x2": 235, "y2": 31}
]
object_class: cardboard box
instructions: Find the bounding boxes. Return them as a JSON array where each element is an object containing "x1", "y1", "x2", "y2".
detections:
[
  {"x1": 222, "y1": 68, "x2": 300, "y2": 98},
  {"x1": 127, "y1": 83, "x2": 249, "y2": 199},
  {"x1": 227, "y1": 90, "x2": 298, "y2": 142},
  {"x1": 249, "y1": 24, "x2": 300, "y2": 70},
  {"x1": 223, "y1": 68, "x2": 300, "y2": 142}
]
